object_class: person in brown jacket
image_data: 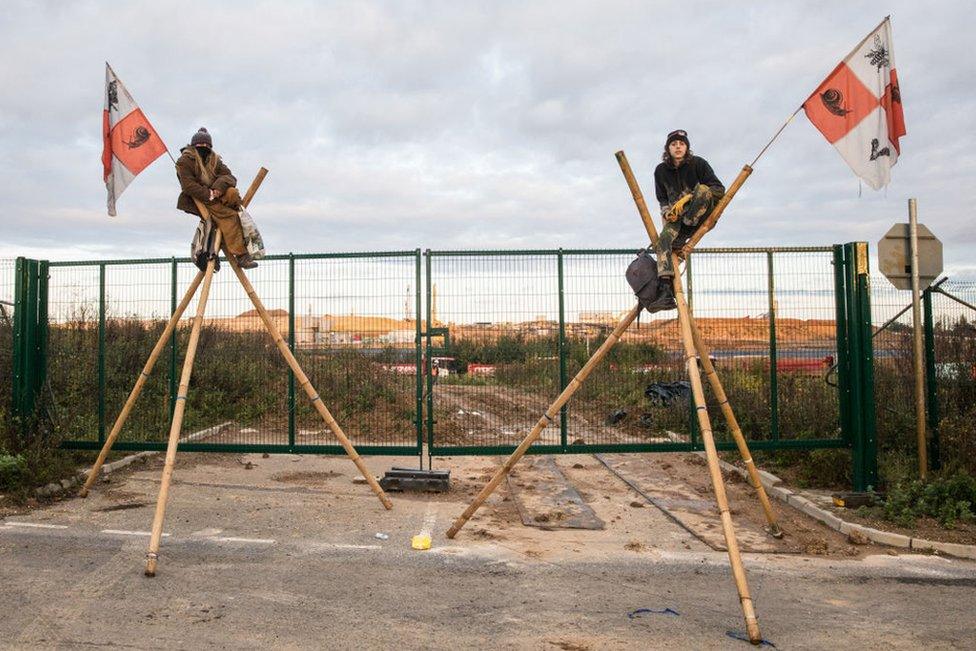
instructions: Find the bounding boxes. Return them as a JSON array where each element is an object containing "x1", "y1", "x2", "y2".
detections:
[{"x1": 176, "y1": 127, "x2": 257, "y2": 269}]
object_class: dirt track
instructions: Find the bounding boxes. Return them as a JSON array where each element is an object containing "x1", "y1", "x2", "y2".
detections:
[{"x1": 431, "y1": 383, "x2": 670, "y2": 448}]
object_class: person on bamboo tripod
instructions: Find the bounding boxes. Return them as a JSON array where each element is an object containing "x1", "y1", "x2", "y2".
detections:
[
  {"x1": 176, "y1": 127, "x2": 258, "y2": 269},
  {"x1": 650, "y1": 129, "x2": 724, "y2": 309}
]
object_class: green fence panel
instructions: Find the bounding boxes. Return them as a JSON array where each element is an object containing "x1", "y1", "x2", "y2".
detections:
[
  {"x1": 426, "y1": 246, "x2": 845, "y2": 455},
  {"x1": 49, "y1": 252, "x2": 422, "y2": 456}
]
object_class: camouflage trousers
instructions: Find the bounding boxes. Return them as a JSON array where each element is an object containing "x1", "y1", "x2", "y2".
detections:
[{"x1": 656, "y1": 184, "x2": 716, "y2": 277}]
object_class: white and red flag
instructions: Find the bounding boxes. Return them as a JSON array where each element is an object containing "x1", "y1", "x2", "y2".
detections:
[
  {"x1": 803, "y1": 17, "x2": 906, "y2": 190},
  {"x1": 102, "y1": 63, "x2": 167, "y2": 216}
]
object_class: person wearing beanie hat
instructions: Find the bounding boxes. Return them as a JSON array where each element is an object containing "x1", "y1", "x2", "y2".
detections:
[
  {"x1": 645, "y1": 129, "x2": 725, "y2": 310},
  {"x1": 175, "y1": 127, "x2": 258, "y2": 269}
]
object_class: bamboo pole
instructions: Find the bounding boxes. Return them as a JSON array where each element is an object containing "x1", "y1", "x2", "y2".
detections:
[
  {"x1": 225, "y1": 255, "x2": 393, "y2": 510},
  {"x1": 78, "y1": 270, "x2": 205, "y2": 497},
  {"x1": 687, "y1": 315, "x2": 783, "y2": 537},
  {"x1": 145, "y1": 230, "x2": 221, "y2": 577},
  {"x1": 616, "y1": 151, "x2": 779, "y2": 530},
  {"x1": 615, "y1": 151, "x2": 660, "y2": 248},
  {"x1": 446, "y1": 303, "x2": 642, "y2": 538},
  {"x1": 82, "y1": 168, "x2": 272, "y2": 498},
  {"x1": 671, "y1": 253, "x2": 762, "y2": 644},
  {"x1": 678, "y1": 164, "x2": 753, "y2": 257},
  {"x1": 145, "y1": 169, "x2": 269, "y2": 576}
]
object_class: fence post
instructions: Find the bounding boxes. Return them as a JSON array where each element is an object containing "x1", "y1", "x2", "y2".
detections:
[
  {"x1": 11, "y1": 258, "x2": 47, "y2": 426},
  {"x1": 12, "y1": 258, "x2": 27, "y2": 421},
  {"x1": 557, "y1": 249, "x2": 568, "y2": 450},
  {"x1": 424, "y1": 250, "x2": 434, "y2": 456},
  {"x1": 833, "y1": 245, "x2": 852, "y2": 445},
  {"x1": 12, "y1": 258, "x2": 24, "y2": 420},
  {"x1": 37, "y1": 260, "x2": 48, "y2": 412},
  {"x1": 169, "y1": 257, "x2": 177, "y2": 418},
  {"x1": 98, "y1": 263, "x2": 106, "y2": 442},
  {"x1": 767, "y1": 251, "x2": 779, "y2": 441},
  {"x1": 415, "y1": 249, "x2": 424, "y2": 463},
  {"x1": 922, "y1": 286, "x2": 940, "y2": 470},
  {"x1": 848, "y1": 242, "x2": 878, "y2": 491},
  {"x1": 288, "y1": 254, "x2": 296, "y2": 450}
]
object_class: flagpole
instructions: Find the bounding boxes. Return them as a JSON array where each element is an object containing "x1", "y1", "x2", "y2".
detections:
[{"x1": 749, "y1": 106, "x2": 803, "y2": 168}]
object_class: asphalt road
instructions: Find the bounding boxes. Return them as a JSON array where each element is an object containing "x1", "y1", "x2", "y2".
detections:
[{"x1": 1, "y1": 452, "x2": 974, "y2": 650}]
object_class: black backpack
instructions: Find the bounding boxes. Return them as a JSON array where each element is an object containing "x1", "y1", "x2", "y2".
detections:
[{"x1": 626, "y1": 248, "x2": 663, "y2": 313}]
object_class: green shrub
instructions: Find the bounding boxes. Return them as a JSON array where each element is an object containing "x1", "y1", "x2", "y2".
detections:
[
  {"x1": 874, "y1": 470, "x2": 976, "y2": 528},
  {"x1": 0, "y1": 451, "x2": 26, "y2": 491}
]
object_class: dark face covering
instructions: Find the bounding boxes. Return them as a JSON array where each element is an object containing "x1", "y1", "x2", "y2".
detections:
[{"x1": 195, "y1": 145, "x2": 211, "y2": 162}]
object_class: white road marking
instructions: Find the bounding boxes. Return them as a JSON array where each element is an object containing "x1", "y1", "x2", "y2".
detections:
[
  {"x1": 329, "y1": 543, "x2": 381, "y2": 550},
  {"x1": 420, "y1": 502, "x2": 437, "y2": 537},
  {"x1": 306, "y1": 542, "x2": 382, "y2": 551},
  {"x1": 2, "y1": 522, "x2": 69, "y2": 529},
  {"x1": 101, "y1": 529, "x2": 170, "y2": 537},
  {"x1": 210, "y1": 536, "x2": 275, "y2": 544}
]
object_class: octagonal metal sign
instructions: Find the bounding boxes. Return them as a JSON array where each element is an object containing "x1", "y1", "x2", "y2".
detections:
[{"x1": 878, "y1": 223, "x2": 943, "y2": 290}]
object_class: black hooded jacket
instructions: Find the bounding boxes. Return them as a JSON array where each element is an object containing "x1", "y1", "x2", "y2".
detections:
[{"x1": 653, "y1": 155, "x2": 725, "y2": 213}]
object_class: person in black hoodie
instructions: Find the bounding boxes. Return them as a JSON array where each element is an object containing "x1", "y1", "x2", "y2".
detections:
[{"x1": 647, "y1": 129, "x2": 724, "y2": 310}]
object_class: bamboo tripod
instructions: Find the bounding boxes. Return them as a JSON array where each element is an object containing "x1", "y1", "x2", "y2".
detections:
[
  {"x1": 78, "y1": 169, "x2": 393, "y2": 576},
  {"x1": 446, "y1": 152, "x2": 780, "y2": 644}
]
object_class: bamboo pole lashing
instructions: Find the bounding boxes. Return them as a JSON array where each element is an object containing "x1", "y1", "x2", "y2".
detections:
[
  {"x1": 145, "y1": 229, "x2": 222, "y2": 577},
  {"x1": 225, "y1": 253, "x2": 393, "y2": 510},
  {"x1": 446, "y1": 303, "x2": 642, "y2": 538},
  {"x1": 78, "y1": 269, "x2": 205, "y2": 497},
  {"x1": 671, "y1": 252, "x2": 761, "y2": 644}
]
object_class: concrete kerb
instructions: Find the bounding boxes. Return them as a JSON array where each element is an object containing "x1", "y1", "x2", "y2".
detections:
[
  {"x1": 34, "y1": 422, "x2": 233, "y2": 498},
  {"x1": 703, "y1": 451, "x2": 976, "y2": 560}
]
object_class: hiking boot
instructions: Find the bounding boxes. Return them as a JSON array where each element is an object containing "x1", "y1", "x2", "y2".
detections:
[
  {"x1": 644, "y1": 276, "x2": 676, "y2": 312},
  {"x1": 236, "y1": 253, "x2": 258, "y2": 269}
]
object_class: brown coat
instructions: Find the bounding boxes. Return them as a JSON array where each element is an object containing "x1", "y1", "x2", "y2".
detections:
[{"x1": 175, "y1": 146, "x2": 238, "y2": 216}]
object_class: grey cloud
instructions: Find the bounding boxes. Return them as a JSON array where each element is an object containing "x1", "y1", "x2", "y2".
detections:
[{"x1": 0, "y1": 0, "x2": 973, "y2": 282}]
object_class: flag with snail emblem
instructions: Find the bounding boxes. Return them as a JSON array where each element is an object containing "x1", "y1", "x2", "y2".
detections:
[
  {"x1": 102, "y1": 63, "x2": 167, "y2": 216},
  {"x1": 802, "y1": 17, "x2": 906, "y2": 190}
]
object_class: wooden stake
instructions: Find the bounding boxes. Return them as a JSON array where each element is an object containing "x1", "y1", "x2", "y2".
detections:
[
  {"x1": 671, "y1": 253, "x2": 762, "y2": 644},
  {"x1": 446, "y1": 303, "x2": 641, "y2": 539},
  {"x1": 145, "y1": 230, "x2": 222, "y2": 577},
  {"x1": 225, "y1": 255, "x2": 393, "y2": 510},
  {"x1": 79, "y1": 270, "x2": 205, "y2": 497}
]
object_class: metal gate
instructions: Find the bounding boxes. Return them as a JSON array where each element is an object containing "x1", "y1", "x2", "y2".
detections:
[
  {"x1": 423, "y1": 245, "x2": 877, "y2": 488},
  {"x1": 44, "y1": 252, "x2": 424, "y2": 456},
  {"x1": 10, "y1": 244, "x2": 877, "y2": 488}
]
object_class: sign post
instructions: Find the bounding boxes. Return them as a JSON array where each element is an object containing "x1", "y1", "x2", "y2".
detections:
[{"x1": 878, "y1": 207, "x2": 943, "y2": 480}]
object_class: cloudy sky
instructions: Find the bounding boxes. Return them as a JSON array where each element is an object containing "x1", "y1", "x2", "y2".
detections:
[{"x1": 1, "y1": 1, "x2": 973, "y2": 278}]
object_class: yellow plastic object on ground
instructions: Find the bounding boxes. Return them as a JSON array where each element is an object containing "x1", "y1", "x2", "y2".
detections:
[{"x1": 411, "y1": 534, "x2": 431, "y2": 550}]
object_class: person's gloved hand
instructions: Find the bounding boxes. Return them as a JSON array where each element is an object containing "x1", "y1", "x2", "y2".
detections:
[{"x1": 664, "y1": 193, "x2": 692, "y2": 222}]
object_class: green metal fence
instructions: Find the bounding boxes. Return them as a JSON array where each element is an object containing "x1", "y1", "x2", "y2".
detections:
[
  {"x1": 45, "y1": 252, "x2": 423, "y2": 455},
  {"x1": 424, "y1": 245, "x2": 875, "y2": 486},
  {"x1": 872, "y1": 276, "x2": 976, "y2": 476},
  {"x1": 1, "y1": 259, "x2": 16, "y2": 423},
  {"x1": 6, "y1": 244, "x2": 879, "y2": 487}
]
